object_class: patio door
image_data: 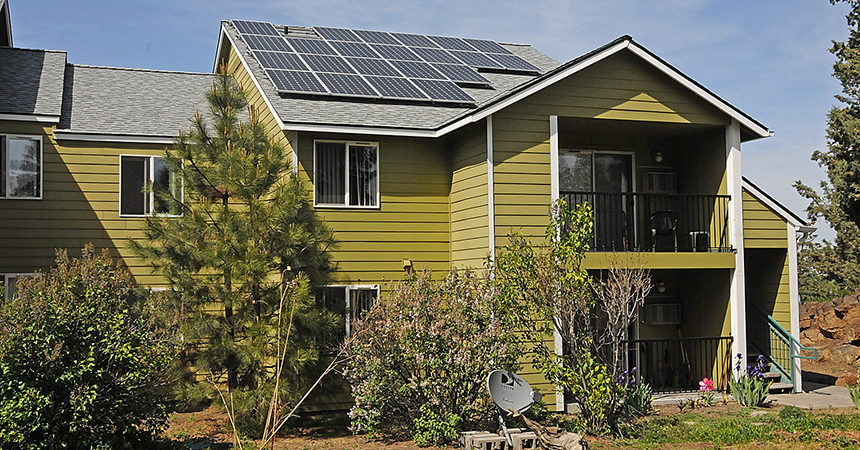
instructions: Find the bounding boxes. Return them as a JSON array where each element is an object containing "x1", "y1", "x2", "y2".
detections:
[{"x1": 559, "y1": 151, "x2": 634, "y2": 250}]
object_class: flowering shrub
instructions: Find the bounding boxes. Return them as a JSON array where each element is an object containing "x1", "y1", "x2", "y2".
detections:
[
  {"x1": 344, "y1": 269, "x2": 519, "y2": 446},
  {"x1": 729, "y1": 354, "x2": 772, "y2": 407}
]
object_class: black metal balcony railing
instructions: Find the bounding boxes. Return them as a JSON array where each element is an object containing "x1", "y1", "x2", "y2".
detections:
[
  {"x1": 560, "y1": 191, "x2": 732, "y2": 252},
  {"x1": 621, "y1": 336, "x2": 734, "y2": 393}
]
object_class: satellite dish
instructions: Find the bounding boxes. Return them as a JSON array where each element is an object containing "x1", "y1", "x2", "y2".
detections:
[{"x1": 487, "y1": 370, "x2": 542, "y2": 414}]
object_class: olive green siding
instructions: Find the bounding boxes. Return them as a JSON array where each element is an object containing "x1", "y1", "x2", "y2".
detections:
[
  {"x1": 742, "y1": 190, "x2": 788, "y2": 248},
  {"x1": 449, "y1": 121, "x2": 489, "y2": 269},
  {"x1": 297, "y1": 133, "x2": 451, "y2": 286}
]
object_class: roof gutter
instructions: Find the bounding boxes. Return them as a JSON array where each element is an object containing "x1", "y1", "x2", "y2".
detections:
[{"x1": 53, "y1": 130, "x2": 174, "y2": 144}]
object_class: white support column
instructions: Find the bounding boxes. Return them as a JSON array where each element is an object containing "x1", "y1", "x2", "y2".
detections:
[
  {"x1": 726, "y1": 119, "x2": 747, "y2": 366},
  {"x1": 487, "y1": 115, "x2": 495, "y2": 261},
  {"x1": 788, "y1": 222, "x2": 803, "y2": 392},
  {"x1": 549, "y1": 115, "x2": 564, "y2": 412}
]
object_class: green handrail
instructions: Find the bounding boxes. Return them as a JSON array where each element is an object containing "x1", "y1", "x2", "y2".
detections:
[{"x1": 751, "y1": 306, "x2": 817, "y2": 392}]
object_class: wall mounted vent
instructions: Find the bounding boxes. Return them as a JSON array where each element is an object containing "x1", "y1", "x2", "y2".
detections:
[{"x1": 648, "y1": 303, "x2": 681, "y2": 325}]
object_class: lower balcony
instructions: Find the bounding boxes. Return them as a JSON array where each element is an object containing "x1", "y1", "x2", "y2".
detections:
[{"x1": 560, "y1": 191, "x2": 732, "y2": 252}]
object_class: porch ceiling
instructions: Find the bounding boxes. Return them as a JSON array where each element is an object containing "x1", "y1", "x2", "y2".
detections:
[{"x1": 559, "y1": 116, "x2": 719, "y2": 140}]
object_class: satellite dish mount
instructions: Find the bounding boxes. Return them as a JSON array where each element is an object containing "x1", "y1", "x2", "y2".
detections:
[{"x1": 486, "y1": 370, "x2": 543, "y2": 446}]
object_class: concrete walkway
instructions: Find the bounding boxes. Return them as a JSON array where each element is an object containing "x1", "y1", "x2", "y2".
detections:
[{"x1": 768, "y1": 381, "x2": 858, "y2": 409}]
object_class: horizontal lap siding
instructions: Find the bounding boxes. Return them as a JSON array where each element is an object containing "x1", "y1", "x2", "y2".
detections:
[
  {"x1": 299, "y1": 133, "x2": 451, "y2": 285},
  {"x1": 742, "y1": 190, "x2": 788, "y2": 248},
  {"x1": 450, "y1": 122, "x2": 489, "y2": 269}
]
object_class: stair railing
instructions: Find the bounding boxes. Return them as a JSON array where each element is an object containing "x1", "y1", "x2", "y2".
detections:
[{"x1": 749, "y1": 306, "x2": 817, "y2": 392}]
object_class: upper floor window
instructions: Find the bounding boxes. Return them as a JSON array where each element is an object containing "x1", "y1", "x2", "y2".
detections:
[
  {"x1": 1, "y1": 135, "x2": 42, "y2": 199},
  {"x1": 120, "y1": 155, "x2": 181, "y2": 216},
  {"x1": 314, "y1": 141, "x2": 378, "y2": 208}
]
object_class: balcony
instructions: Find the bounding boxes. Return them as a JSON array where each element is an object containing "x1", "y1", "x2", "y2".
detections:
[{"x1": 560, "y1": 191, "x2": 732, "y2": 252}]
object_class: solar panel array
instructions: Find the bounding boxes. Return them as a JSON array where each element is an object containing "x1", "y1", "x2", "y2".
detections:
[{"x1": 231, "y1": 20, "x2": 542, "y2": 104}]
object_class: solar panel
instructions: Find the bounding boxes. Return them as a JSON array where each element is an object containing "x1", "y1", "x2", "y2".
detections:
[
  {"x1": 285, "y1": 38, "x2": 338, "y2": 55},
  {"x1": 314, "y1": 27, "x2": 362, "y2": 42},
  {"x1": 411, "y1": 47, "x2": 460, "y2": 64},
  {"x1": 266, "y1": 69, "x2": 327, "y2": 93},
  {"x1": 365, "y1": 76, "x2": 428, "y2": 99},
  {"x1": 254, "y1": 51, "x2": 309, "y2": 71},
  {"x1": 428, "y1": 35, "x2": 476, "y2": 51},
  {"x1": 448, "y1": 50, "x2": 503, "y2": 68},
  {"x1": 370, "y1": 44, "x2": 421, "y2": 61},
  {"x1": 463, "y1": 38, "x2": 513, "y2": 54},
  {"x1": 243, "y1": 35, "x2": 293, "y2": 52},
  {"x1": 488, "y1": 53, "x2": 541, "y2": 72},
  {"x1": 390, "y1": 32, "x2": 439, "y2": 48},
  {"x1": 347, "y1": 58, "x2": 400, "y2": 76},
  {"x1": 431, "y1": 63, "x2": 491, "y2": 84},
  {"x1": 317, "y1": 73, "x2": 378, "y2": 96},
  {"x1": 411, "y1": 79, "x2": 475, "y2": 102},
  {"x1": 353, "y1": 29, "x2": 400, "y2": 45},
  {"x1": 233, "y1": 20, "x2": 280, "y2": 36},
  {"x1": 389, "y1": 60, "x2": 446, "y2": 80},
  {"x1": 330, "y1": 41, "x2": 379, "y2": 58},
  {"x1": 301, "y1": 54, "x2": 355, "y2": 74}
]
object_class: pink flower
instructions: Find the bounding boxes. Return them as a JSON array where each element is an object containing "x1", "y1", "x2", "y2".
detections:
[{"x1": 699, "y1": 377, "x2": 713, "y2": 392}]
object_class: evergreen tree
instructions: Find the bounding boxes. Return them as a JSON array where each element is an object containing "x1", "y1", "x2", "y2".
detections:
[
  {"x1": 130, "y1": 68, "x2": 339, "y2": 404},
  {"x1": 794, "y1": 0, "x2": 860, "y2": 302}
]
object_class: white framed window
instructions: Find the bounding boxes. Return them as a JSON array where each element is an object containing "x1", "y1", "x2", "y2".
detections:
[
  {"x1": 120, "y1": 155, "x2": 181, "y2": 217},
  {"x1": 2, "y1": 273, "x2": 35, "y2": 300},
  {"x1": 317, "y1": 284, "x2": 379, "y2": 336},
  {"x1": 314, "y1": 140, "x2": 379, "y2": 208},
  {"x1": 1, "y1": 135, "x2": 42, "y2": 199}
]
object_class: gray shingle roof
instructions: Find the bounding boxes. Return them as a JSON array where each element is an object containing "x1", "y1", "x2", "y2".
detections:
[
  {"x1": 59, "y1": 65, "x2": 214, "y2": 137},
  {"x1": 0, "y1": 47, "x2": 66, "y2": 116},
  {"x1": 223, "y1": 22, "x2": 561, "y2": 131}
]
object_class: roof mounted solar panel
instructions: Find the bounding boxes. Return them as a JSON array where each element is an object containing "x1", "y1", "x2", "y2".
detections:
[
  {"x1": 370, "y1": 44, "x2": 421, "y2": 61},
  {"x1": 266, "y1": 69, "x2": 327, "y2": 93},
  {"x1": 463, "y1": 38, "x2": 513, "y2": 55},
  {"x1": 365, "y1": 76, "x2": 429, "y2": 99},
  {"x1": 449, "y1": 50, "x2": 504, "y2": 69},
  {"x1": 330, "y1": 41, "x2": 379, "y2": 58},
  {"x1": 254, "y1": 51, "x2": 309, "y2": 71},
  {"x1": 390, "y1": 32, "x2": 439, "y2": 48},
  {"x1": 411, "y1": 78, "x2": 476, "y2": 102},
  {"x1": 233, "y1": 20, "x2": 280, "y2": 36},
  {"x1": 428, "y1": 35, "x2": 476, "y2": 51},
  {"x1": 347, "y1": 57, "x2": 401, "y2": 77},
  {"x1": 285, "y1": 37, "x2": 338, "y2": 55},
  {"x1": 487, "y1": 53, "x2": 542, "y2": 72},
  {"x1": 317, "y1": 73, "x2": 379, "y2": 97},
  {"x1": 431, "y1": 63, "x2": 492, "y2": 84},
  {"x1": 243, "y1": 35, "x2": 293, "y2": 52},
  {"x1": 314, "y1": 26, "x2": 362, "y2": 42},
  {"x1": 301, "y1": 54, "x2": 356, "y2": 74},
  {"x1": 389, "y1": 60, "x2": 446, "y2": 80},
  {"x1": 411, "y1": 47, "x2": 461, "y2": 64},
  {"x1": 353, "y1": 29, "x2": 400, "y2": 45}
]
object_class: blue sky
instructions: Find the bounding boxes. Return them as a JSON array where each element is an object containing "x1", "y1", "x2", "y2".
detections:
[{"x1": 9, "y1": 0, "x2": 851, "y2": 239}]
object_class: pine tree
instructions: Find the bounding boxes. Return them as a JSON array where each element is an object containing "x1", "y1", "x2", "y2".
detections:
[
  {"x1": 794, "y1": 0, "x2": 860, "y2": 302},
  {"x1": 130, "y1": 68, "x2": 339, "y2": 400}
]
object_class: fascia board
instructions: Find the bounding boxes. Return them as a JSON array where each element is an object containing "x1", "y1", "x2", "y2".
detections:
[
  {"x1": 0, "y1": 113, "x2": 59, "y2": 123},
  {"x1": 53, "y1": 130, "x2": 174, "y2": 144},
  {"x1": 741, "y1": 178, "x2": 807, "y2": 228}
]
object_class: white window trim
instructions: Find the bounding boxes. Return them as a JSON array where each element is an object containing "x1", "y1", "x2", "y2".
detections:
[
  {"x1": 322, "y1": 284, "x2": 380, "y2": 336},
  {"x1": 119, "y1": 154, "x2": 183, "y2": 218},
  {"x1": 3, "y1": 273, "x2": 36, "y2": 300},
  {"x1": 1, "y1": 134, "x2": 43, "y2": 200},
  {"x1": 313, "y1": 140, "x2": 380, "y2": 209}
]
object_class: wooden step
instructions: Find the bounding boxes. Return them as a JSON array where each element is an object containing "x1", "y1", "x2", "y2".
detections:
[{"x1": 769, "y1": 382, "x2": 794, "y2": 394}]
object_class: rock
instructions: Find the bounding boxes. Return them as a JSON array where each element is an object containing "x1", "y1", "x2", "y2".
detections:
[
  {"x1": 750, "y1": 411, "x2": 768, "y2": 417},
  {"x1": 837, "y1": 373, "x2": 858, "y2": 388},
  {"x1": 821, "y1": 310, "x2": 843, "y2": 333},
  {"x1": 831, "y1": 344, "x2": 860, "y2": 365},
  {"x1": 800, "y1": 317, "x2": 811, "y2": 330}
]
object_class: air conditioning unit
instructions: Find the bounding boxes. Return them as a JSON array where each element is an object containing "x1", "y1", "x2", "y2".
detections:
[
  {"x1": 648, "y1": 303, "x2": 681, "y2": 325},
  {"x1": 643, "y1": 172, "x2": 677, "y2": 193}
]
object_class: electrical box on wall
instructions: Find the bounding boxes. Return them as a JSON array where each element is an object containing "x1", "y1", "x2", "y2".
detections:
[{"x1": 648, "y1": 303, "x2": 681, "y2": 325}]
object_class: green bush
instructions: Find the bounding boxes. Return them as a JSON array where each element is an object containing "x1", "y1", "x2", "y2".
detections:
[
  {"x1": 0, "y1": 245, "x2": 181, "y2": 449},
  {"x1": 345, "y1": 269, "x2": 520, "y2": 446},
  {"x1": 779, "y1": 406, "x2": 808, "y2": 421}
]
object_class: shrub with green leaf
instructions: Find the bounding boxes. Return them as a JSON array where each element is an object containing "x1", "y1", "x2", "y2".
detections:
[
  {"x1": 0, "y1": 245, "x2": 180, "y2": 449},
  {"x1": 345, "y1": 269, "x2": 519, "y2": 446}
]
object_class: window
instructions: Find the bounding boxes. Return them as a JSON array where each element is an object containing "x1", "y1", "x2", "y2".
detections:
[
  {"x1": 120, "y1": 155, "x2": 181, "y2": 216},
  {"x1": 318, "y1": 285, "x2": 378, "y2": 336},
  {"x1": 314, "y1": 141, "x2": 378, "y2": 207},
  {"x1": 1, "y1": 135, "x2": 42, "y2": 199},
  {"x1": 2, "y1": 273, "x2": 34, "y2": 300}
]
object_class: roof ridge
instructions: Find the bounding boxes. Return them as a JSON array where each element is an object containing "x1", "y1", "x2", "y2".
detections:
[
  {"x1": 1, "y1": 46, "x2": 66, "y2": 54},
  {"x1": 68, "y1": 63, "x2": 213, "y2": 76}
]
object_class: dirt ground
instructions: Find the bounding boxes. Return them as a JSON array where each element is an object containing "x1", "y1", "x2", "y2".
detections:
[{"x1": 165, "y1": 403, "x2": 860, "y2": 450}]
